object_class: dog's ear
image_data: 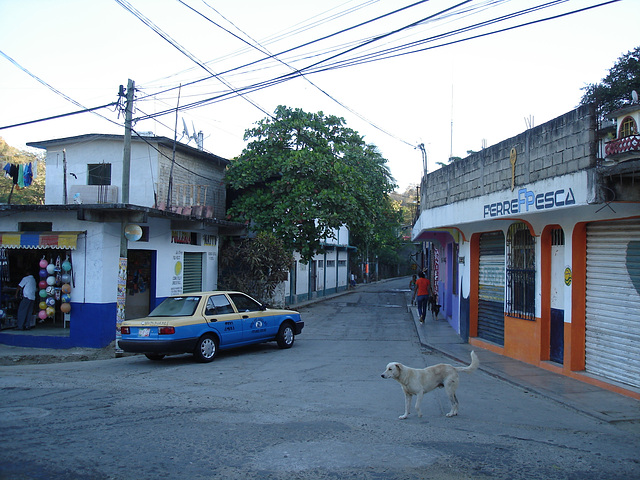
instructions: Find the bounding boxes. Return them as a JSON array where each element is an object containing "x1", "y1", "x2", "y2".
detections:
[{"x1": 395, "y1": 363, "x2": 402, "y2": 372}]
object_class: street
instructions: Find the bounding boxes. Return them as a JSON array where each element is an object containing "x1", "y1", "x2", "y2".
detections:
[{"x1": 1, "y1": 277, "x2": 638, "y2": 480}]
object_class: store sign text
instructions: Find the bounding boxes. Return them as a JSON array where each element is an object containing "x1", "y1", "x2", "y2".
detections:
[{"x1": 484, "y1": 187, "x2": 575, "y2": 218}]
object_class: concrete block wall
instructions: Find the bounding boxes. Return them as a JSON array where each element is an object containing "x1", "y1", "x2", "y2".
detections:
[
  {"x1": 156, "y1": 145, "x2": 227, "y2": 218},
  {"x1": 421, "y1": 105, "x2": 597, "y2": 209}
]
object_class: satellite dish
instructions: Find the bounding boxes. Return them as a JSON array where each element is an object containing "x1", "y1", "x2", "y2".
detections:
[{"x1": 632, "y1": 90, "x2": 638, "y2": 103}]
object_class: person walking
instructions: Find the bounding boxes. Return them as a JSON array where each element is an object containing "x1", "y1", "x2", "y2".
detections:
[
  {"x1": 16, "y1": 273, "x2": 36, "y2": 330},
  {"x1": 415, "y1": 271, "x2": 431, "y2": 323}
]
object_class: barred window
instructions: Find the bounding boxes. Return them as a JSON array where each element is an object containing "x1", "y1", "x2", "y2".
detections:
[{"x1": 506, "y1": 222, "x2": 536, "y2": 320}]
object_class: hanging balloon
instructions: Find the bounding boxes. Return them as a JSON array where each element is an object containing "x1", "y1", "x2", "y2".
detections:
[
  {"x1": 38, "y1": 310, "x2": 48, "y2": 320},
  {"x1": 61, "y1": 294, "x2": 71, "y2": 303},
  {"x1": 46, "y1": 306, "x2": 55, "y2": 317},
  {"x1": 62, "y1": 260, "x2": 72, "y2": 272},
  {"x1": 45, "y1": 286, "x2": 55, "y2": 296},
  {"x1": 39, "y1": 280, "x2": 47, "y2": 289},
  {"x1": 60, "y1": 302, "x2": 71, "y2": 313},
  {"x1": 46, "y1": 263, "x2": 56, "y2": 274},
  {"x1": 39, "y1": 301, "x2": 47, "y2": 310},
  {"x1": 39, "y1": 289, "x2": 47, "y2": 298},
  {"x1": 61, "y1": 284, "x2": 72, "y2": 294},
  {"x1": 39, "y1": 269, "x2": 47, "y2": 278},
  {"x1": 46, "y1": 276, "x2": 56, "y2": 286},
  {"x1": 61, "y1": 273, "x2": 71, "y2": 284},
  {"x1": 39, "y1": 258, "x2": 48, "y2": 269},
  {"x1": 46, "y1": 297, "x2": 55, "y2": 307}
]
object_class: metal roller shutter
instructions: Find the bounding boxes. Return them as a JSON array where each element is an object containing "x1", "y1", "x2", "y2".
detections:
[
  {"x1": 585, "y1": 219, "x2": 640, "y2": 389},
  {"x1": 183, "y1": 252, "x2": 203, "y2": 293},
  {"x1": 478, "y1": 232, "x2": 505, "y2": 346}
]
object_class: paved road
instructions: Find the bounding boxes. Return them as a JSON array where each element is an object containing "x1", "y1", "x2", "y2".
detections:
[{"x1": 1, "y1": 278, "x2": 638, "y2": 479}]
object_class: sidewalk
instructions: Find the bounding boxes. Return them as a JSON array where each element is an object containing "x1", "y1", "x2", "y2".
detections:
[{"x1": 408, "y1": 303, "x2": 640, "y2": 428}]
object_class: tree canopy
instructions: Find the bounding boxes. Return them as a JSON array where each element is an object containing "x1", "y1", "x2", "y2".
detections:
[
  {"x1": 225, "y1": 105, "x2": 398, "y2": 263},
  {"x1": 581, "y1": 45, "x2": 640, "y2": 120}
]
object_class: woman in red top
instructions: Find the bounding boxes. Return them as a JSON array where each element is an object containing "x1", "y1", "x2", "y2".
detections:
[{"x1": 415, "y1": 271, "x2": 431, "y2": 323}]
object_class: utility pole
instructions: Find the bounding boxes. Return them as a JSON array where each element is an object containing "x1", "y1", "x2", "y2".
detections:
[
  {"x1": 121, "y1": 79, "x2": 134, "y2": 205},
  {"x1": 116, "y1": 79, "x2": 134, "y2": 353}
]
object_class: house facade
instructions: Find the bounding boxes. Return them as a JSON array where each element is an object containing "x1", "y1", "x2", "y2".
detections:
[
  {"x1": 284, "y1": 225, "x2": 354, "y2": 305},
  {"x1": 0, "y1": 134, "x2": 243, "y2": 349},
  {"x1": 412, "y1": 104, "x2": 640, "y2": 398}
]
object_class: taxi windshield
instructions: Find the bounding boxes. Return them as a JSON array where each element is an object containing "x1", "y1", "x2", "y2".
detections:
[{"x1": 148, "y1": 296, "x2": 201, "y2": 317}]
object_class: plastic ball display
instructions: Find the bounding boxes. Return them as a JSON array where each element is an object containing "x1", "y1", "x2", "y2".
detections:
[
  {"x1": 61, "y1": 284, "x2": 72, "y2": 294},
  {"x1": 38, "y1": 310, "x2": 48, "y2": 320},
  {"x1": 46, "y1": 276, "x2": 56, "y2": 286},
  {"x1": 61, "y1": 294, "x2": 71, "y2": 303},
  {"x1": 62, "y1": 260, "x2": 72, "y2": 272},
  {"x1": 39, "y1": 280, "x2": 47, "y2": 289},
  {"x1": 46, "y1": 297, "x2": 55, "y2": 307},
  {"x1": 39, "y1": 269, "x2": 48, "y2": 278},
  {"x1": 46, "y1": 306, "x2": 55, "y2": 316},
  {"x1": 39, "y1": 259, "x2": 48, "y2": 268},
  {"x1": 39, "y1": 301, "x2": 47, "y2": 310},
  {"x1": 46, "y1": 286, "x2": 55, "y2": 295},
  {"x1": 39, "y1": 289, "x2": 47, "y2": 298},
  {"x1": 46, "y1": 263, "x2": 56, "y2": 274},
  {"x1": 60, "y1": 303, "x2": 71, "y2": 313},
  {"x1": 61, "y1": 273, "x2": 71, "y2": 283}
]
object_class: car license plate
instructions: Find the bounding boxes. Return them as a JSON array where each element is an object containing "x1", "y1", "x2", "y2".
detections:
[{"x1": 138, "y1": 328, "x2": 151, "y2": 337}]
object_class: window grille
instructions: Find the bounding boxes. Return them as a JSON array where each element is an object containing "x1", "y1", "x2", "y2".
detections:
[{"x1": 506, "y1": 222, "x2": 536, "y2": 320}]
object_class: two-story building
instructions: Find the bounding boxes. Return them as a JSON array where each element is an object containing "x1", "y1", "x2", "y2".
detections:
[
  {"x1": 412, "y1": 103, "x2": 640, "y2": 398},
  {"x1": 0, "y1": 134, "x2": 243, "y2": 349}
]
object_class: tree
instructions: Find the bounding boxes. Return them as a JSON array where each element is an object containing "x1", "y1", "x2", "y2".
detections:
[
  {"x1": 218, "y1": 232, "x2": 293, "y2": 303},
  {"x1": 0, "y1": 137, "x2": 45, "y2": 204},
  {"x1": 225, "y1": 105, "x2": 398, "y2": 263},
  {"x1": 581, "y1": 46, "x2": 640, "y2": 120}
]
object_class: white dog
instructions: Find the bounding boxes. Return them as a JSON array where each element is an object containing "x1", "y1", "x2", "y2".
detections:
[{"x1": 381, "y1": 351, "x2": 479, "y2": 419}]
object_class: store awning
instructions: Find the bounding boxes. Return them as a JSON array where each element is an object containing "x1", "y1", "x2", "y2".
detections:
[{"x1": 0, "y1": 232, "x2": 82, "y2": 250}]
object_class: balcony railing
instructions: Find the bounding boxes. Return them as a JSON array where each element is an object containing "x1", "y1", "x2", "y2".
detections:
[
  {"x1": 604, "y1": 134, "x2": 640, "y2": 160},
  {"x1": 155, "y1": 183, "x2": 224, "y2": 219}
]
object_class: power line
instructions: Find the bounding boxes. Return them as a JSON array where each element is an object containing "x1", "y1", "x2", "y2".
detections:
[{"x1": 0, "y1": 103, "x2": 117, "y2": 131}]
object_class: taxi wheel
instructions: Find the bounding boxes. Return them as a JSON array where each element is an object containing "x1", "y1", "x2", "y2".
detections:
[
  {"x1": 145, "y1": 353, "x2": 165, "y2": 361},
  {"x1": 276, "y1": 322, "x2": 295, "y2": 349},
  {"x1": 193, "y1": 335, "x2": 218, "y2": 363}
]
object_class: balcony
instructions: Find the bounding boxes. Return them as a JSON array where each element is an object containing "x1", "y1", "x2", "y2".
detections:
[
  {"x1": 604, "y1": 135, "x2": 640, "y2": 163},
  {"x1": 155, "y1": 183, "x2": 224, "y2": 219}
]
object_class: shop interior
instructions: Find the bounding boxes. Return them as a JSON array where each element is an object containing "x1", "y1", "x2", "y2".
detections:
[{"x1": 1, "y1": 247, "x2": 74, "y2": 336}]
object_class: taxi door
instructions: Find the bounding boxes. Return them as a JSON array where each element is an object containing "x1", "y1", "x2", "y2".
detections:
[
  {"x1": 203, "y1": 293, "x2": 243, "y2": 346},
  {"x1": 228, "y1": 293, "x2": 271, "y2": 342}
]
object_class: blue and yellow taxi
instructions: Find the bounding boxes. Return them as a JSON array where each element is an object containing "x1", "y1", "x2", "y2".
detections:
[{"x1": 118, "y1": 291, "x2": 304, "y2": 362}]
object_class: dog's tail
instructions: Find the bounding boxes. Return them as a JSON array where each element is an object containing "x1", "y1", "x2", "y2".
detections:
[{"x1": 456, "y1": 351, "x2": 479, "y2": 374}]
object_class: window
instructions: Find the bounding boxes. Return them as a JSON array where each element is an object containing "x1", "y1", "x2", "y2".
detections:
[
  {"x1": 88, "y1": 163, "x2": 111, "y2": 185},
  {"x1": 619, "y1": 116, "x2": 637, "y2": 138},
  {"x1": 326, "y1": 260, "x2": 336, "y2": 268},
  {"x1": 205, "y1": 295, "x2": 234, "y2": 315},
  {"x1": 229, "y1": 293, "x2": 262, "y2": 312},
  {"x1": 338, "y1": 260, "x2": 346, "y2": 267},
  {"x1": 506, "y1": 222, "x2": 536, "y2": 320}
]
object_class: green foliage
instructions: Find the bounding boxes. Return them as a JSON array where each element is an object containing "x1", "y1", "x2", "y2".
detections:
[
  {"x1": 581, "y1": 46, "x2": 640, "y2": 120},
  {"x1": 218, "y1": 232, "x2": 293, "y2": 303},
  {"x1": 0, "y1": 137, "x2": 45, "y2": 205},
  {"x1": 225, "y1": 106, "x2": 398, "y2": 263}
]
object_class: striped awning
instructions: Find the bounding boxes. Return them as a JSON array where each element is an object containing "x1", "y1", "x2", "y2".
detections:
[{"x1": 0, "y1": 232, "x2": 82, "y2": 250}]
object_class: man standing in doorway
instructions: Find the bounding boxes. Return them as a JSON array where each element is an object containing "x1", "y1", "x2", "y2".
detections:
[
  {"x1": 16, "y1": 273, "x2": 36, "y2": 330},
  {"x1": 415, "y1": 271, "x2": 431, "y2": 324}
]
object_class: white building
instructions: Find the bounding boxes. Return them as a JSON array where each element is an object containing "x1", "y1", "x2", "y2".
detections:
[{"x1": 0, "y1": 134, "x2": 243, "y2": 349}]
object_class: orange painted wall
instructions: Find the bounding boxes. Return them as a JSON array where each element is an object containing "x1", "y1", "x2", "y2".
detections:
[{"x1": 504, "y1": 315, "x2": 541, "y2": 364}]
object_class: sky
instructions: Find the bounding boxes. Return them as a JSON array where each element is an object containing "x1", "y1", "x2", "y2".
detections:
[{"x1": 1, "y1": 0, "x2": 639, "y2": 193}]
